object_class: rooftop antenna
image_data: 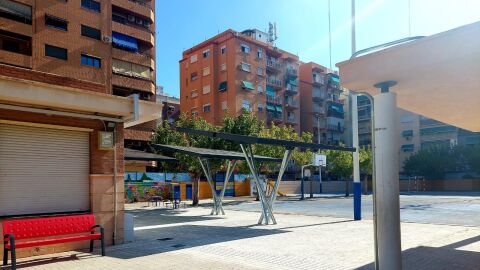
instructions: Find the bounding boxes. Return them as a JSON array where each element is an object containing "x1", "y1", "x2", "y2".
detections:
[{"x1": 268, "y1": 22, "x2": 278, "y2": 44}]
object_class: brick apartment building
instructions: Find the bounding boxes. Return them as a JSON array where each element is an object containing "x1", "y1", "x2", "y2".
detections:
[
  {"x1": 299, "y1": 62, "x2": 345, "y2": 144},
  {"x1": 180, "y1": 29, "x2": 301, "y2": 133},
  {"x1": 0, "y1": 0, "x2": 159, "y2": 259}
]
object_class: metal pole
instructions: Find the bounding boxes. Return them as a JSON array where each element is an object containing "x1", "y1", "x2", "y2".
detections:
[
  {"x1": 373, "y1": 87, "x2": 402, "y2": 270},
  {"x1": 318, "y1": 164, "x2": 322, "y2": 193},
  {"x1": 351, "y1": 0, "x2": 356, "y2": 55},
  {"x1": 112, "y1": 124, "x2": 118, "y2": 245},
  {"x1": 317, "y1": 116, "x2": 321, "y2": 144},
  {"x1": 328, "y1": 0, "x2": 332, "y2": 69},
  {"x1": 351, "y1": 92, "x2": 361, "y2": 220},
  {"x1": 301, "y1": 166, "x2": 305, "y2": 200}
]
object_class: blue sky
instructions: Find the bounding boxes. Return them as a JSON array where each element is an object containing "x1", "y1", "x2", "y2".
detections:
[{"x1": 155, "y1": 0, "x2": 480, "y2": 97}]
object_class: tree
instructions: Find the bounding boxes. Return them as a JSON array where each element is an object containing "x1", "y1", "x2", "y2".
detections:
[
  {"x1": 403, "y1": 146, "x2": 453, "y2": 180},
  {"x1": 359, "y1": 147, "x2": 373, "y2": 194}
]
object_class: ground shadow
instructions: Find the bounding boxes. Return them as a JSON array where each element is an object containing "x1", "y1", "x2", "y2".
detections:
[
  {"x1": 127, "y1": 207, "x2": 223, "y2": 227},
  {"x1": 355, "y1": 235, "x2": 480, "y2": 270},
  {"x1": 2, "y1": 254, "x2": 96, "y2": 269},
  {"x1": 107, "y1": 223, "x2": 288, "y2": 260}
]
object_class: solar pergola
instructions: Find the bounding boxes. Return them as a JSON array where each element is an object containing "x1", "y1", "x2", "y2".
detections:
[
  {"x1": 152, "y1": 144, "x2": 281, "y2": 216},
  {"x1": 124, "y1": 148, "x2": 177, "y2": 162},
  {"x1": 175, "y1": 127, "x2": 356, "y2": 225}
]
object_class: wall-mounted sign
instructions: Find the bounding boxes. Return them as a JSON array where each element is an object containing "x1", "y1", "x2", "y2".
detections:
[{"x1": 98, "y1": 131, "x2": 114, "y2": 150}]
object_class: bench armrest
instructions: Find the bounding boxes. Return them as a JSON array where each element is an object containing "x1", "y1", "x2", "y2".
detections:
[
  {"x1": 3, "y1": 234, "x2": 14, "y2": 245},
  {"x1": 90, "y1": 225, "x2": 104, "y2": 232}
]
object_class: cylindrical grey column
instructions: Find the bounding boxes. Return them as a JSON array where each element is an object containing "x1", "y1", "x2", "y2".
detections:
[{"x1": 373, "y1": 92, "x2": 402, "y2": 270}]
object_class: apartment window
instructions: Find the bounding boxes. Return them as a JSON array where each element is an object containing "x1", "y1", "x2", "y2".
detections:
[
  {"x1": 257, "y1": 67, "x2": 263, "y2": 76},
  {"x1": 202, "y1": 66, "x2": 210, "y2": 76},
  {"x1": 190, "y1": 54, "x2": 197, "y2": 63},
  {"x1": 257, "y1": 85, "x2": 264, "y2": 93},
  {"x1": 45, "y1": 15, "x2": 68, "y2": 31},
  {"x1": 203, "y1": 49, "x2": 210, "y2": 58},
  {"x1": 191, "y1": 89, "x2": 198, "y2": 98},
  {"x1": 202, "y1": 84, "x2": 211, "y2": 94},
  {"x1": 81, "y1": 0, "x2": 101, "y2": 13},
  {"x1": 242, "y1": 100, "x2": 250, "y2": 110},
  {"x1": 218, "y1": 81, "x2": 227, "y2": 92},
  {"x1": 191, "y1": 72, "x2": 198, "y2": 81},
  {"x1": 258, "y1": 103, "x2": 264, "y2": 112},
  {"x1": 81, "y1": 54, "x2": 101, "y2": 68},
  {"x1": 0, "y1": 0, "x2": 32, "y2": 25},
  {"x1": 220, "y1": 63, "x2": 226, "y2": 71},
  {"x1": 241, "y1": 44, "x2": 250, "y2": 53},
  {"x1": 221, "y1": 45, "x2": 226, "y2": 54},
  {"x1": 191, "y1": 108, "x2": 198, "y2": 116},
  {"x1": 240, "y1": 62, "x2": 250, "y2": 72},
  {"x1": 45, "y1": 44, "x2": 67, "y2": 60},
  {"x1": 81, "y1": 25, "x2": 101, "y2": 40},
  {"x1": 0, "y1": 30, "x2": 31, "y2": 56},
  {"x1": 203, "y1": 104, "x2": 211, "y2": 113},
  {"x1": 112, "y1": 59, "x2": 151, "y2": 79},
  {"x1": 257, "y1": 48, "x2": 263, "y2": 59}
]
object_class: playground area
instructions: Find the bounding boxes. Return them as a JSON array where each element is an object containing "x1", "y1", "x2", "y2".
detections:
[{"x1": 11, "y1": 193, "x2": 480, "y2": 270}]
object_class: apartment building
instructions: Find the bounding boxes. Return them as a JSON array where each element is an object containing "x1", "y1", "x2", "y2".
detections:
[
  {"x1": 299, "y1": 62, "x2": 345, "y2": 144},
  {"x1": 0, "y1": 0, "x2": 159, "y2": 258},
  {"x1": 179, "y1": 29, "x2": 301, "y2": 133}
]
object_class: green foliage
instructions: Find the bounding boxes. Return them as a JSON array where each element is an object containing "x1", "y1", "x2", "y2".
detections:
[
  {"x1": 322, "y1": 147, "x2": 353, "y2": 179},
  {"x1": 359, "y1": 146, "x2": 373, "y2": 175},
  {"x1": 403, "y1": 146, "x2": 453, "y2": 180}
]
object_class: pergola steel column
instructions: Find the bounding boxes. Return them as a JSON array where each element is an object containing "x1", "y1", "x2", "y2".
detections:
[
  {"x1": 198, "y1": 158, "x2": 236, "y2": 215},
  {"x1": 373, "y1": 83, "x2": 402, "y2": 270},
  {"x1": 240, "y1": 144, "x2": 292, "y2": 225}
]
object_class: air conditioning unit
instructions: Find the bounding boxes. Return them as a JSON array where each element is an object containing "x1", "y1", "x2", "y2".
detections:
[
  {"x1": 127, "y1": 15, "x2": 135, "y2": 22},
  {"x1": 102, "y1": 35, "x2": 112, "y2": 43}
]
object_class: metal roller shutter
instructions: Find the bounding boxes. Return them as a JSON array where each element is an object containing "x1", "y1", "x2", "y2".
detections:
[{"x1": 0, "y1": 123, "x2": 90, "y2": 216}]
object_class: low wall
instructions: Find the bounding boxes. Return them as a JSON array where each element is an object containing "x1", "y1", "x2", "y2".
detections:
[
  {"x1": 399, "y1": 179, "x2": 480, "y2": 192},
  {"x1": 279, "y1": 180, "x2": 353, "y2": 195}
]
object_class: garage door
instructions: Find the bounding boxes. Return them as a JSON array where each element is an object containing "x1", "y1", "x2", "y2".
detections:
[{"x1": 0, "y1": 123, "x2": 90, "y2": 216}]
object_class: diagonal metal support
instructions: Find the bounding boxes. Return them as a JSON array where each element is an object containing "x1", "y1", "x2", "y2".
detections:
[
  {"x1": 258, "y1": 148, "x2": 293, "y2": 224},
  {"x1": 240, "y1": 144, "x2": 277, "y2": 225},
  {"x1": 198, "y1": 157, "x2": 221, "y2": 215},
  {"x1": 216, "y1": 160, "x2": 237, "y2": 214}
]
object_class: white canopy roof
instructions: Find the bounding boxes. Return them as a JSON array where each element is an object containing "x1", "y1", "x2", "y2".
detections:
[{"x1": 337, "y1": 21, "x2": 480, "y2": 132}]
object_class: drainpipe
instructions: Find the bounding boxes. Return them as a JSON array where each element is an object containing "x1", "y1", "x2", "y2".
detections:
[{"x1": 112, "y1": 123, "x2": 118, "y2": 245}]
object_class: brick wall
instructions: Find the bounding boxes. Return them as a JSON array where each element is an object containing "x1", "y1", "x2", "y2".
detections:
[{"x1": 0, "y1": 108, "x2": 124, "y2": 259}]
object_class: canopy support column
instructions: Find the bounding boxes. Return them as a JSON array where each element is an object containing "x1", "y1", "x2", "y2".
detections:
[
  {"x1": 198, "y1": 158, "x2": 223, "y2": 215},
  {"x1": 217, "y1": 160, "x2": 237, "y2": 214},
  {"x1": 240, "y1": 144, "x2": 276, "y2": 225},
  {"x1": 258, "y1": 148, "x2": 293, "y2": 224}
]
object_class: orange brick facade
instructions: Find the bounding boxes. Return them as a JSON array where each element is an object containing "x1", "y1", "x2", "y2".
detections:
[{"x1": 180, "y1": 29, "x2": 301, "y2": 133}]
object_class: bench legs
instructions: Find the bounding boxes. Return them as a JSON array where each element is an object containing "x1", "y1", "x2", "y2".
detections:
[
  {"x1": 90, "y1": 227, "x2": 105, "y2": 256},
  {"x1": 3, "y1": 247, "x2": 7, "y2": 266}
]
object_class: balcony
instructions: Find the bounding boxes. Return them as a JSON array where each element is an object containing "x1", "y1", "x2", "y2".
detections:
[
  {"x1": 285, "y1": 99, "x2": 299, "y2": 109},
  {"x1": 267, "y1": 112, "x2": 283, "y2": 124},
  {"x1": 266, "y1": 95, "x2": 282, "y2": 104},
  {"x1": 321, "y1": 124, "x2": 345, "y2": 133},
  {"x1": 0, "y1": 17, "x2": 32, "y2": 37},
  {"x1": 285, "y1": 116, "x2": 297, "y2": 124},
  {"x1": 312, "y1": 106, "x2": 325, "y2": 115},
  {"x1": 285, "y1": 67, "x2": 298, "y2": 77},
  {"x1": 0, "y1": 49, "x2": 31, "y2": 68},
  {"x1": 112, "y1": 47, "x2": 154, "y2": 68},
  {"x1": 266, "y1": 59, "x2": 281, "y2": 72},
  {"x1": 112, "y1": 21, "x2": 154, "y2": 47},
  {"x1": 312, "y1": 90, "x2": 326, "y2": 102},
  {"x1": 312, "y1": 74, "x2": 325, "y2": 85},
  {"x1": 285, "y1": 84, "x2": 298, "y2": 95},
  {"x1": 112, "y1": 0, "x2": 154, "y2": 21},
  {"x1": 266, "y1": 77, "x2": 282, "y2": 88},
  {"x1": 112, "y1": 74, "x2": 155, "y2": 94}
]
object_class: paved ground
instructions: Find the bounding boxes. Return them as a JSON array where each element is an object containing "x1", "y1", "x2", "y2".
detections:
[{"x1": 9, "y1": 193, "x2": 480, "y2": 270}]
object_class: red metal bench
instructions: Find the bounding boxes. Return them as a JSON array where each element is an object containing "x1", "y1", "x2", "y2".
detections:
[{"x1": 2, "y1": 214, "x2": 104, "y2": 269}]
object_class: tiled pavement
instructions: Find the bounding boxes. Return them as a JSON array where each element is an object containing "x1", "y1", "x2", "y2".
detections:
[{"x1": 7, "y1": 198, "x2": 480, "y2": 270}]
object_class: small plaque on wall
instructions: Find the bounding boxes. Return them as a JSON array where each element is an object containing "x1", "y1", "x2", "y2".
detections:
[{"x1": 98, "y1": 131, "x2": 114, "y2": 150}]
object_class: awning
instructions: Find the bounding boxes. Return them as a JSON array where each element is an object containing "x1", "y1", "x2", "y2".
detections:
[
  {"x1": 218, "y1": 81, "x2": 227, "y2": 91},
  {"x1": 266, "y1": 104, "x2": 276, "y2": 111},
  {"x1": 241, "y1": 80, "x2": 255, "y2": 90},
  {"x1": 275, "y1": 105, "x2": 283, "y2": 113},
  {"x1": 337, "y1": 21, "x2": 480, "y2": 132},
  {"x1": 329, "y1": 74, "x2": 340, "y2": 83},
  {"x1": 112, "y1": 32, "x2": 138, "y2": 52},
  {"x1": 124, "y1": 148, "x2": 177, "y2": 162}
]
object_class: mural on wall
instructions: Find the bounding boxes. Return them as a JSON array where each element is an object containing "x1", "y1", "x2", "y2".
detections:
[{"x1": 125, "y1": 182, "x2": 172, "y2": 203}]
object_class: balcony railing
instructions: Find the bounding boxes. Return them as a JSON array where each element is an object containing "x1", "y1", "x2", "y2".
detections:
[
  {"x1": 127, "y1": 0, "x2": 153, "y2": 10},
  {"x1": 286, "y1": 116, "x2": 296, "y2": 123},
  {"x1": 312, "y1": 91, "x2": 326, "y2": 101},
  {"x1": 285, "y1": 84, "x2": 298, "y2": 94},
  {"x1": 285, "y1": 67, "x2": 297, "y2": 77},
  {"x1": 266, "y1": 77, "x2": 283, "y2": 87},
  {"x1": 321, "y1": 124, "x2": 344, "y2": 132},
  {"x1": 267, "y1": 112, "x2": 283, "y2": 120},
  {"x1": 266, "y1": 59, "x2": 282, "y2": 70},
  {"x1": 266, "y1": 95, "x2": 282, "y2": 104},
  {"x1": 285, "y1": 99, "x2": 299, "y2": 108},
  {"x1": 312, "y1": 106, "x2": 325, "y2": 114}
]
